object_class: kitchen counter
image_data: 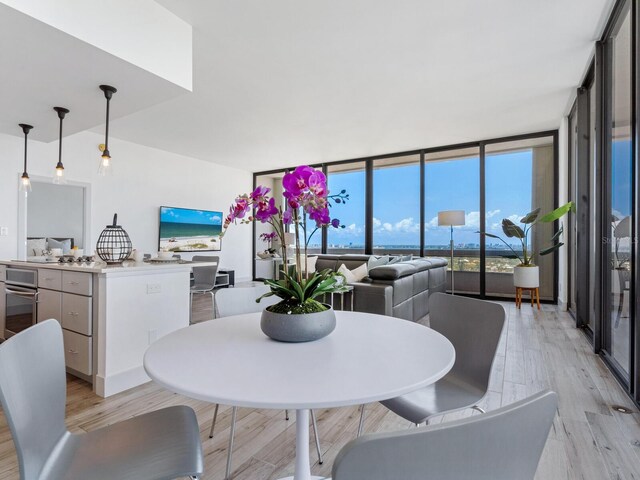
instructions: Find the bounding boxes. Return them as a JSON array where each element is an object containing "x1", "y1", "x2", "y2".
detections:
[
  {"x1": 0, "y1": 259, "x2": 209, "y2": 276},
  {"x1": 1, "y1": 258, "x2": 213, "y2": 397}
]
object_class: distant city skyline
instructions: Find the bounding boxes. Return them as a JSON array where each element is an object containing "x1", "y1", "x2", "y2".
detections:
[{"x1": 325, "y1": 150, "x2": 534, "y2": 249}]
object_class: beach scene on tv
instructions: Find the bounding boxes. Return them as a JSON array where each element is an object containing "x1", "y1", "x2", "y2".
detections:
[{"x1": 159, "y1": 206, "x2": 223, "y2": 252}]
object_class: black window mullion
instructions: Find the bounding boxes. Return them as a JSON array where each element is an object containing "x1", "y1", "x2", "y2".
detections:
[
  {"x1": 365, "y1": 159, "x2": 374, "y2": 254},
  {"x1": 480, "y1": 142, "x2": 486, "y2": 298},
  {"x1": 420, "y1": 150, "x2": 425, "y2": 258}
]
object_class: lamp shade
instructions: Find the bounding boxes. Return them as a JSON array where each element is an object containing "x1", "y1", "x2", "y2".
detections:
[{"x1": 438, "y1": 210, "x2": 465, "y2": 226}]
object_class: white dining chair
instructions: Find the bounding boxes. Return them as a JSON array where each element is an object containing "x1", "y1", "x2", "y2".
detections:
[
  {"x1": 358, "y1": 293, "x2": 506, "y2": 434},
  {"x1": 332, "y1": 390, "x2": 557, "y2": 480},
  {"x1": 211, "y1": 284, "x2": 323, "y2": 480}
]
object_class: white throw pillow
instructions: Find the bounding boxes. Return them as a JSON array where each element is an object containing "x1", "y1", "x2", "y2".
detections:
[
  {"x1": 337, "y1": 263, "x2": 368, "y2": 284},
  {"x1": 48, "y1": 238, "x2": 72, "y2": 254},
  {"x1": 27, "y1": 238, "x2": 47, "y2": 256}
]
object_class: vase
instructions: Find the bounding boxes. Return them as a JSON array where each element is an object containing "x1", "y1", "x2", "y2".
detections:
[
  {"x1": 513, "y1": 265, "x2": 539, "y2": 288},
  {"x1": 260, "y1": 305, "x2": 336, "y2": 342}
]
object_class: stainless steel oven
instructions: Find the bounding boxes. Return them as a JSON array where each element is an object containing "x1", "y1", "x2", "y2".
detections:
[{"x1": 4, "y1": 268, "x2": 38, "y2": 338}]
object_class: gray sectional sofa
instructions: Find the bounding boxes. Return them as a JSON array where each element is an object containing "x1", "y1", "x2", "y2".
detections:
[{"x1": 314, "y1": 254, "x2": 448, "y2": 322}]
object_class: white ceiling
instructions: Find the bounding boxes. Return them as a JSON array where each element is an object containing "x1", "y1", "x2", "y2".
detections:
[
  {"x1": 0, "y1": 2, "x2": 188, "y2": 142},
  {"x1": 4, "y1": 0, "x2": 615, "y2": 171}
]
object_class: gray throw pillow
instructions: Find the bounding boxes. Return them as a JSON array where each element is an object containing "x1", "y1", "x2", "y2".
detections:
[
  {"x1": 48, "y1": 237, "x2": 72, "y2": 254},
  {"x1": 368, "y1": 255, "x2": 389, "y2": 269},
  {"x1": 387, "y1": 256, "x2": 401, "y2": 265},
  {"x1": 401, "y1": 255, "x2": 413, "y2": 262}
]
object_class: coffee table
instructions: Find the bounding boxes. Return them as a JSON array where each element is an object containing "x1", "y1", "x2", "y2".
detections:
[{"x1": 144, "y1": 311, "x2": 455, "y2": 480}]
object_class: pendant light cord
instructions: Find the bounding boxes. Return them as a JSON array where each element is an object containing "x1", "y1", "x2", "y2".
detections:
[
  {"x1": 23, "y1": 130, "x2": 28, "y2": 174},
  {"x1": 104, "y1": 96, "x2": 110, "y2": 151},
  {"x1": 58, "y1": 116, "x2": 63, "y2": 164}
]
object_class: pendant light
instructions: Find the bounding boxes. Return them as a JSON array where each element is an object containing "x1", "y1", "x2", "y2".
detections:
[
  {"x1": 98, "y1": 85, "x2": 117, "y2": 175},
  {"x1": 53, "y1": 106, "x2": 69, "y2": 185},
  {"x1": 18, "y1": 123, "x2": 33, "y2": 195}
]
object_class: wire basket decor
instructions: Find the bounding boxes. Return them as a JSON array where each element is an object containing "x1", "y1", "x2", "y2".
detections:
[{"x1": 96, "y1": 213, "x2": 132, "y2": 264}]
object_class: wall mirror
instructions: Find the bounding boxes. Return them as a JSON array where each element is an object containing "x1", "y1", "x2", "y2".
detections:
[{"x1": 17, "y1": 176, "x2": 91, "y2": 259}]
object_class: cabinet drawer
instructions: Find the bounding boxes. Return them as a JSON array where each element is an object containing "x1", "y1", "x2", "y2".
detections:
[
  {"x1": 38, "y1": 269, "x2": 62, "y2": 290},
  {"x1": 62, "y1": 329, "x2": 92, "y2": 375},
  {"x1": 62, "y1": 272, "x2": 92, "y2": 296},
  {"x1": 61, "y1": 293, "x2": 92, "y2": 335},
  {"x1": 37, "y1": 289, "x2": 62, "y2": 323},
  {"x1": 0, "y1": 265, "x2": 6, "y2": 282}
]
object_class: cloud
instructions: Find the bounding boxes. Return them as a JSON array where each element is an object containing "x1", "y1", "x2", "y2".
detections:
[
  {"x1": 383, "y1": 222, "x2": 393, "y2": 232},
  {"x1": 372, "y1": 217, "x2": 381, "y2": 228},
  {"x1": 210, "y1": 215, "x2": 222, "y2": 223},
  {"x1": 394, "y1": 217, "x2": 419, "y2": 233}
]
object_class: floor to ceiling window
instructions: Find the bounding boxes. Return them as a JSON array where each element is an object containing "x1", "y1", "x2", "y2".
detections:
[
  {"x1": 253, "y1": 132, "x2": 558, "y2": 301},
  {"x1": 484, "y1": 136, "x2": 555, "y2": 299},
  {"x1": 424, "y1": 147, "x2": 480, "y2": 295},
  {"x1": 604, "y1": 0, "x2": 633, "y2": 379},
  {"x1": 326, "y1": 162, "x2": 366, "y2": 254},
  {"x1": 372, "y1": 155, "x2": 421, "y2": 256}
]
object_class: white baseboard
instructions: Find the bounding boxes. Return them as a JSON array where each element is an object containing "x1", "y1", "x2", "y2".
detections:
[{"x1": 95, "y1": 366, "x2": 151, "y2": 398}]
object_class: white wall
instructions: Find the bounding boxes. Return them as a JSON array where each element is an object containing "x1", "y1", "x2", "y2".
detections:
[
  {"x1": 0, "y1": 131, "x2": 253, "y2": 280},
  {"x1": 557, "y1": 116, "x2": 569, "y2": 309}
]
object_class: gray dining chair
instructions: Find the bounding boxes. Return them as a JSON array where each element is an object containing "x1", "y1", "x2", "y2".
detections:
[
  {"x1": 210, "y1": 284, "x2": 322, "y2": 480},
  {"x1": 359, "y1": 292, "x2": 506, "y2": 434},
  {"x1": 0, "y1": 319, "x2": 203, "y2": 480},
  {"x1": 333, "y1": 390, "x2": 557, "y2": 480},
  {"x1": 190, "y1": 255, "x2": 220, "y2": 324}
]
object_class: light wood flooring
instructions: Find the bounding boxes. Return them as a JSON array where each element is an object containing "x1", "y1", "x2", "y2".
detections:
[{"x1": 1, "y1": 297, "x2": 640, "y2": 479}]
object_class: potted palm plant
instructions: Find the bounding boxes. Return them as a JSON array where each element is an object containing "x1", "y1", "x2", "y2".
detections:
[
  {"x1": 221, "y1": 166, "x2": 349, "y2": 342},
  {"x1": 479, "y1": 202, "x2": 574, "y2": 288}
]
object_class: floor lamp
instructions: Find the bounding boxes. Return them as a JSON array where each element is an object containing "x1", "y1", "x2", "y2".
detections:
[{"x1": 438, "y1": 210, "x2": 465, "y2": 295}]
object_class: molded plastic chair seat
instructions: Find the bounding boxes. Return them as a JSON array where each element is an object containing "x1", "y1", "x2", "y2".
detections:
[
  {"x1": 359, "y1": 293, "x2": 506, "y2": 434},
  {"x1": 42, "y1": 406, "x2": 202, "y2": 480},
  {"x1": 333, "y1": 390, "x2": 558, "y2": 480},
  {"x1": 192, "y1": 283, "x2": 215, "y2": 292},
  {"x1": 0, "y1": 320, "x2": 203, "y2": 480},
  {"x1": 381, "y1": 376, "x2": 485, "y2": 425}
]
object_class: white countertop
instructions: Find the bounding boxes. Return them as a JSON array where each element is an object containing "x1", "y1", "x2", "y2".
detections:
[{"x1": 0, "y1": 259, "x2": 211, "y2": 275}]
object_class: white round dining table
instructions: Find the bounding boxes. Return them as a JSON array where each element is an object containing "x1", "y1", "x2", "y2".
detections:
[{"x1": 144, "y1": 311, "x2": 455, "y2": 480}]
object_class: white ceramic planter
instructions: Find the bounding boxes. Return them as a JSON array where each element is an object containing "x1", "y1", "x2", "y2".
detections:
[{"x1": 513, "y1": 265, "x2": 539, "y2": 288}]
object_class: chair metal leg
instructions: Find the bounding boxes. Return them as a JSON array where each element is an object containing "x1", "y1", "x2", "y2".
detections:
[
  {"x1": 189, "y1": 291, "x2": 193, "y2": 324},
  {"x1": 225, "y1": 406, "x2": 237, "y2": 480},
  {"x1": 209, "y1": 403, "x2": 220, "y2": 438},
  {"x1": 210, "y1": 290, "x2": 215, "y2": 318},
  {"x1": 285, "y1": 409, "x2": 289, "y2": 420},
  {"x1": 357, "y1": 404, "x2": 366, "y2": 437},
  {"x1": 310, "y1": 409, "x2": 323, "y2": 464},
  {"x1": 471, "y1": 405, "x2": 486, "y2": 414}
]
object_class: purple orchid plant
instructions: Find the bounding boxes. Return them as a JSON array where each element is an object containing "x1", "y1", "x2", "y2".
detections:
[{"x1": 222, "y1": 165, "x2": 349, "y2": 314}]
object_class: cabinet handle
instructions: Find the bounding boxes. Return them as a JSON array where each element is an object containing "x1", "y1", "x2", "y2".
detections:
[
  {"x1": 68, "y1": 281, "x2": 80, "y2": 285},
  {"x1": 67, "y1": 312, "x2": 79, "y2": 317},
  {"x1": 44, "y1": 277, "x2": 54, "y2": 281},
  {"x1": 67, "y1": 349, "x2": 78, "y2": 355}
]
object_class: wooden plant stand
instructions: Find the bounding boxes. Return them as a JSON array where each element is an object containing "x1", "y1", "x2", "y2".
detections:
[{"x1": 516, "y1": 287, "x2": 540, "y2": 310}]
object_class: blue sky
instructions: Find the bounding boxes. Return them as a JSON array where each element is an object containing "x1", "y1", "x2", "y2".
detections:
[
  {"x1": 160, "y1": 207, "x2": 222, "y2": 225},
  {"x1": 325, "y1": 151, "x2": 535, "y2": 248}
]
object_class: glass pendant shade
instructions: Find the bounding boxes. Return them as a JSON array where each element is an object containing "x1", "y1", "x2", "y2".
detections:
[
  {"x1": 99, "y1": 85, "x2": 117, "y2": 176},
  {"x1": 98, "y1": 152, "x2": 112, "y2": 176},
  {"x1": 53, "y1": 107, "x2": 69, "y2": 184},
  {"x1": 19, "y1": 173, "x2": 31, "y2": 193},
  {"x1": 18, "y1": 123, "x2": 33, "y2": 196}
]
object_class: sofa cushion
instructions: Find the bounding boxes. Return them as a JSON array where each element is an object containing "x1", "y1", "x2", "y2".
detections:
[{"x1": 368, "y1": 263, "x2": 418, "y2": 280}]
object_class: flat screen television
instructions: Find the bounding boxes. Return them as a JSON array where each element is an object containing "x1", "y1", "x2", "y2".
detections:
[{"x1": 158, "y1": 206, "x2": 223, "y2": 252}]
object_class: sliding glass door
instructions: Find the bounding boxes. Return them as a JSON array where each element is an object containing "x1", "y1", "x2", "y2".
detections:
[{"x1": 603, "y1": 1, "x2": 633, "y2": 380}]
